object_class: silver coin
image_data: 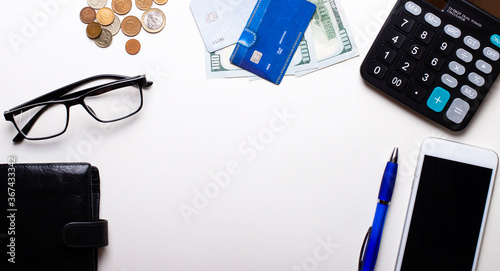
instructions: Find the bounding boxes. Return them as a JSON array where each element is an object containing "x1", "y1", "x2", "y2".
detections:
[
  {"x1": 87, "y1": 0, "x2": 107, "y2": 9},
  {"x1": 103, "y1": 15, "x2": 121, "y2": 36},
  {"x1": 141, "y1": 8, "x2": 165, "y2": 33},
  {"x1": 94, "y1": 28, "x2": 113, "y2": 48}
]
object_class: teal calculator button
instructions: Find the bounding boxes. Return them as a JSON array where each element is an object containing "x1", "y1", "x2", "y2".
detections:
[
  {"x1": 427, "y1": 87, "x2": 450, "y2": 112},
  {"x1": 492, "y1": 34, "x2": 500, "y2": 48}
]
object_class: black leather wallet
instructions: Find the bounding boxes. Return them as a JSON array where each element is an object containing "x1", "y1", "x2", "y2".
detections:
[{"x1": 0, "y1": 162, "x2": 108, "y2": 271}]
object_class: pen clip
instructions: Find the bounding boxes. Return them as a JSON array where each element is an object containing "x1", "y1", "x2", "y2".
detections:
[{"x1": 358, "y1": 227, "x2": 372, "y2": 271}]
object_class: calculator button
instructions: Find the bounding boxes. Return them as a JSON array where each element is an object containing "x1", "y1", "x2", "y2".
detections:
[
  {"x1": 407, "y1": 83, "x2": 427, "y2": 102},
  {"x1": 491, "y1": 34, "x2": 500, "y2": 48},
  {"x1": 395, "y1": 14, "x2": 415, "y2": 33},
  {"x1": 406, "y1": 42, "x2": 426, "y2": 60},
  {"x1": 367, "y1": 61, "x2": 388, "y2": 79},
  {"x1": 456, "y1": 48, "x2": 473, "y2": 63},
  {"x1": 434, "y1": 36, "x2": 454, "y2": 56},
  {"x1": 386, "y1": 28, "x2": 407, "y2": 49},
  {"x1": 468, "y1": 72, "x2": 485, "y2": 87},
  {"x1": 444, "y1": 24, "x2": 461, "y2": 39},
  {"x1": 442, "y1": 74, "x2": 458, "y2": 88},
  {"x1": 461, "y1": 85, "x2": 478, "y2": 100},
  {"x1": 416, "y1": 68, "x2": 436, "y2": 87},
  {"x1": 476, "y1": 60, "x2": 492, "y2": 74},
  {"x1": 397, "y1": 55, "x2": 417, "y2": 75},
  {"x1": 446, "y1": 98, "x2": 470, "y2": 124},
  {"x1": 449, "y1": 61, "x2": 466, "y2": 76},
  {"x1": 405, "y1": 1, "x2": 422, "y2": 16},
  {"x1": 376, "y1": 44, "x2": 398, "y2": 64},
  {"x1": 387, "y1": 72, "x2": 408, "y2": 91},
  {"x1": 464, "y1": 36, "x2": 480, "y2": 50},
  {"x1": 424, "y1": 13, "x2": 441, "y2": 27},
  {"x1": 415, "y1": 25, "x2": 434, "y2": 45},
  {"x1": 427, "y1": 87, "x2": 450, "y2": 112},
  {"x1": 483, "y1": 47, "x2": 499, "y2": 61},
  {"x1": 426, "y1": 52, "x2": 445, "y2": 71}
]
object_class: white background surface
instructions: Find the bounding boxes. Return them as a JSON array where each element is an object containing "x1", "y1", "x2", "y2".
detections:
[{"x1": 1, "y1": 0, "x2": 500, "y2": 270}]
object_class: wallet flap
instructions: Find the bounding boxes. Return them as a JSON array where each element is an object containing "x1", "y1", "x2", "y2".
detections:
[{"x1": 63, "y1": 220, "x2": 109, "y2": 248}]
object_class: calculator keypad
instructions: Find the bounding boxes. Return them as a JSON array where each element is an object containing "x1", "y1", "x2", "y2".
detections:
[
  {"x1": 361, "y1": 0, "x2": 500, "y2": 131},
  {"x1": 395, "y1": 14, "x2": 416, "y2": 33},
  {"x1": 415, "y1": 25, "x2": 434, "y2": 45},
  {"x1": 434, "y1": 36, "x2": 454, "y2": 56},
  {"x1": 385, "y1": 29, "x2": 407, "y2": 49},
  {"x1": 377, "y1": 44, "x2": 397, "y2": 64}
]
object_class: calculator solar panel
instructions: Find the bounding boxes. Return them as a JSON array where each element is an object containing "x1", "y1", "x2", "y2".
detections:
[{"x1": 361, "y1": 0, "x2": 500, "y2": 131}]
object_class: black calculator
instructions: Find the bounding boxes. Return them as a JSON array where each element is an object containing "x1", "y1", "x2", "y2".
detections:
[{"x1": 361, "y1": 0, "x2": 500, "y2": 131}]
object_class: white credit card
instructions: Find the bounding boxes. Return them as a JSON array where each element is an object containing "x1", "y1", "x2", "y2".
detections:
[{"x1": 190, "y1": 0, "x2": 258, "y2": 52}]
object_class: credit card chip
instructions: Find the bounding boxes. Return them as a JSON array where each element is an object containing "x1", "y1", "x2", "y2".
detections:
[
  {"x1": 205, "y1": 12, "x2": 218, "y2": 23},
  {"x1": 250, "y1": 50, "x2": 263, "y2": 64}
]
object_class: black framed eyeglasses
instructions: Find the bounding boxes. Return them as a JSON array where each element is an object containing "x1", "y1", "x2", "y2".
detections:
[{"x1": 4, "y1": 74, "x2": 153, "y2": 142}]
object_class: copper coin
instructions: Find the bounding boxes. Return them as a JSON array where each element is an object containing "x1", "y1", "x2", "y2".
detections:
[
  {"x1": 112, "y1": 0, "x2": 132, "y2": 15},
  {"x1": 121, "y1": 15, "x2": 142, "y2": 36},
  {"x1": 125, "y1": 39, "x2": 141, "y2": 55},
  {"x1": 154, "y1": 0, "x2": 168, "y2": 4},
  {"x1": 96, "y1": 7, "x2": 115, "y2": 26},
  {"x1": 141, "y1": 8, "x2": 166, "y2": 33},
  {"x1": 135, "y1": 0, "x2": 153, "y2": 10},
  {"x1": 86, "y1": 22, "x2": 102, "y2": 39},
  {"x1": 80, "y1": 7, "x2": 96, "y2": 24}
]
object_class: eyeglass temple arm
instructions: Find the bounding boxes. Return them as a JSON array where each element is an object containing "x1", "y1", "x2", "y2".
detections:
[
  {"x1": 39, "y1": 76, "x2": 152, "y2": 101},
  {"x1": 12, "y1": 104, "x2": 52, "y2": 143},
  {"x1": 7, "y1": 75, "x2": 130, "y2": 112},
  {"x1": 62, "y1": 77, "x2": 152, "y2": 100}
]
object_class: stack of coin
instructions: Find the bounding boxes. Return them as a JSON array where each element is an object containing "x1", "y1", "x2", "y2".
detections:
[{"x1": 81, "y1": 0, "x2": 168, "y2": 54}]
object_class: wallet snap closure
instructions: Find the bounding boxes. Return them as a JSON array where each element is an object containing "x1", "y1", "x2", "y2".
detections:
[
  {"x1": 62, "y1": 219, "x2": 109, "y2": 248},
  {"x1": 238, "y1": 28, "x2": 257, "y2": 48}
]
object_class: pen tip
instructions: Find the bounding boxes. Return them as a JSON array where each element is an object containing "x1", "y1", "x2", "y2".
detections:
[{"x1": 390, "y1": 147, "x2": 398, "y2": 163}]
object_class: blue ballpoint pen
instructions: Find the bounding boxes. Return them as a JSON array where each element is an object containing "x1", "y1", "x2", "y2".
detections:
[{"x1": 359, "y1": 148, "x2": 399, "y2": 271}]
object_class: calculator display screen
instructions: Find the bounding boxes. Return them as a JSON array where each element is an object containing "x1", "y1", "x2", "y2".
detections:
[
  {"x1": 423, "y1": 0, "x2": 447, "y2": 10},
  {"x1": 467, "y1": 0, "x2": 500, "y2": 20}
]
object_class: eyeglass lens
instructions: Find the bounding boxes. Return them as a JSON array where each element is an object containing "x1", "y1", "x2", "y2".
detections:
[
  {"x1": 83, "y1": 84, "x2": 142, "y2": 122},
  {"x1": 13, "y1": 103, "x2": 68, "y2": 139}
]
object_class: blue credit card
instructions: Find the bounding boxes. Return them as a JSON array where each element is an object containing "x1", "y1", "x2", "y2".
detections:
[{"x1": 230, "y1": 0, "x2": 316, "y2": 84}]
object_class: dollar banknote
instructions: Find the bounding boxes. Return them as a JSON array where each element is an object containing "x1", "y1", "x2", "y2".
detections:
[
  {"x1": 205, "y1": 0, "x2": 357, "y2": 79},
  {"x1": 295, "y1": 0, "x2": 359, "y2": 76}
]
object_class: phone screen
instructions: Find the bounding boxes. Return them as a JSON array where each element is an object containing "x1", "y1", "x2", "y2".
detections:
[{"x1": 400, "y1": 155, "x2": 493, "y2": 270}]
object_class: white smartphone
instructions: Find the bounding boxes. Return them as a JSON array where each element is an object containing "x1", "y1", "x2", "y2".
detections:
[{"x1": 395, "y1": 137, "x2": 498, "y2": 271}]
